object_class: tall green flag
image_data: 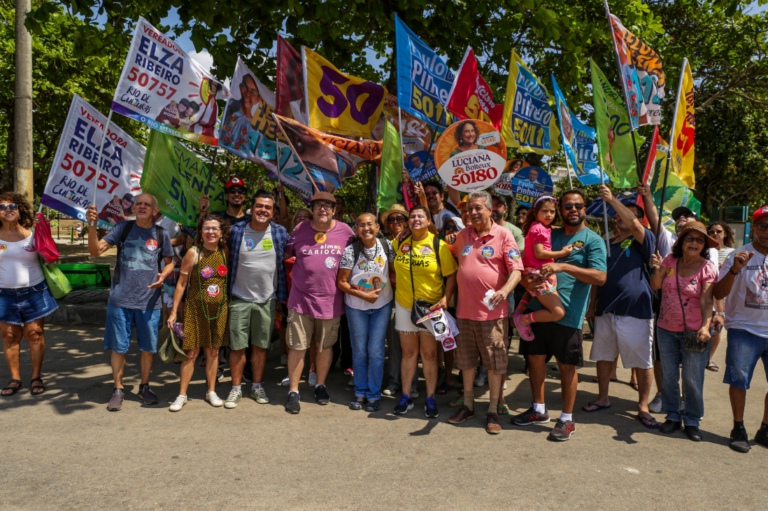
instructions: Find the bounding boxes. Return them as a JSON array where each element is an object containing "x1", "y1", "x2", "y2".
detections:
[
  {"x1": 377, "y1": 120, "x2": 402, "y2": 212},
  {"x1": 141, "y1": 131, "x2": 227, "y2": 227},
  {"x1": 590, "y1": 59, "x2": 645, "y2": 188}
]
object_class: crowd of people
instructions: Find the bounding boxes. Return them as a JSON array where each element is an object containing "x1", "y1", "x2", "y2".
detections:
[{"x1": 1, "y1": 178, "x2": 767, "y2": 453}]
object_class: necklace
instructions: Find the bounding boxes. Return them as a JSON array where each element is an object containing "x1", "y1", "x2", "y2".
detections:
[{"x1": 360, "y1": 240, "x2": 380, "y2": 262}]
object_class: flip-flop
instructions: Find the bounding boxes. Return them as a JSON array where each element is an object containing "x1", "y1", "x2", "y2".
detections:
[
  {"x1": 706, "y1": 361, "x2": 719, "y2": 372},
  {"x1": 637, "y1": 414, "x2": 659, "y2": 429},
  {"x1": 629, "y1": 382, "x2": 639, "y2": 391},
  {"x1": 497, "y1": 404, "x2": 511, "y2": 415},
  {"x1": 592, "y1": 377, "x2": 618, "y2": 383},
  {"x1": 448, "y1": 398, "x2": 464, "y2": 408},
  {"x1": 582, "y1": 401, "x2": 611, "y2": 412}
]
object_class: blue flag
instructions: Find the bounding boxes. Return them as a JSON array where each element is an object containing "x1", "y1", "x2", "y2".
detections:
[
  {"x1": 550, "y1": 75, "x2": 610, "y2": 186},
  {"x1": 395, "y1": 15, "x2": 456, "y2": 129}
]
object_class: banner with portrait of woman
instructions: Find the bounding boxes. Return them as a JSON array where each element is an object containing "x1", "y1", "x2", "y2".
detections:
[{"x1": 434, "y1": 119, "x2": 507, "y2": 192}]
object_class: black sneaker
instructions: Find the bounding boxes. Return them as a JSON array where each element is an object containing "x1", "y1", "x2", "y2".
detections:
[
  {"x1": 394, "y1": 395, "x2": 414, "y2": 415},
  {"x1": 315, "y1": 385, "x2": 330, "y2": 405},
  {"x1": 511, "y1": 404, "x2": 549, "y2": 426},
  {"x1": 137, "y1": 384, "x2": 158, "y2": 405},
  {"x1": 549, "y1": 419, "x2": 575, "y2": 441},
  {"x1": 660, "y1": 420, "x2": 683, "y2": 435},
  {"x1": 754, "y1": 423, "x2": 768, "y2": 448},
  {"x1": 285, "y1": 391, "x2": 301, "y2": 414},
  {"x1": 424, "y1": 396, "x2": 438, "y2": 418},
  {"x1": 729, "y1": 425, "x2": 751, "y2": 453}
]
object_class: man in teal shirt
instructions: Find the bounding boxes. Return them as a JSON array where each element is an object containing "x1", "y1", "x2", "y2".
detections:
[{"x1": 512, "y1": 189, "x2": 607, "y2": 442}]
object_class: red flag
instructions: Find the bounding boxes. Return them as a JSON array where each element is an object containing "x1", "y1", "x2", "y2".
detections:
[
  {"x1": 446, "y1": 47, "x2": 505, "y2": 130},
  {"x1": 275, "y1": 36, "x2": 305, "y2": 119},
  {"x1": 636, "y1": 126, "x2": 660, "y2": 227}
]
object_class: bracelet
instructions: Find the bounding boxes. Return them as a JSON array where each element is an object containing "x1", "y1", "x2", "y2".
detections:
[
  {"x1": 730, "y1": 268, "x2": 740, "y2": 276},
  {"x1": 180, "y1": 270, "x2": 189, "y2": 276}
]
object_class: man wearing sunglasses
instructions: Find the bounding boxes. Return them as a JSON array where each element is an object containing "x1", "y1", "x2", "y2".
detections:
[
  {"x1": 514, "y1": 190, "x2": 607, "y2": 442},
  {"x1": 713, "y1": 205, "x2": 768, "y2": 453},
  {"x1": 200, "y1": 177, "x2": 252, "y2": 226}
]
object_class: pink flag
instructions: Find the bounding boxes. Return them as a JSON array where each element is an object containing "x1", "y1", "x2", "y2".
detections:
[{"x1": 446, "y1": 47, "x2": 504, "y2": 130}]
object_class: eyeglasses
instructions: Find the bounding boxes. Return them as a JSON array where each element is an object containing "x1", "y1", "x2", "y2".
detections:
[
  {"x1": 387, "y1": 215, "x2": 406, "y2": 223},
  {"x1": 357, "y1": 222, "x2": 376, "y2": 229},
  {"x1": 202, "y1": 227, "x2": 221, "y2": 232},
  {"x1": 563, "y1": 203, "x2": 584, "y2": 211},
  {"x1": 708, "y1": 229, "x2": 724, "y2": 234},
  {"x1": 0, "y1": 203, "x2": 19, "y2": 211},
  {"x1": 313, "y1": 202, "x2": 334, "y2": 211},
  {"x1": 684, "y1": 235, "x2": 706, "y2": 245},
  {"x1": 227, "y1": 188, "x2": 246, "y2": 195},
  {"x1": 754, "y1": 223, "x2": 768, "y2": 232},
  {"x1": 425, "y1": 191, "x2": 440, "y2": 197}
]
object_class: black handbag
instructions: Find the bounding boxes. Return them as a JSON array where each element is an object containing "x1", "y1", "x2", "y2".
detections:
[
  {"x1": 408, "y1": 236, "x2": 438, "y2": 328},
  {"x1": 676, "y1": 259, "x2": 709, "y2": 353}
]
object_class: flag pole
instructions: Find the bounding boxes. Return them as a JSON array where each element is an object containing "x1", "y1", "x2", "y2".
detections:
[
  {"x1": 655, "y1": 58, "x2": 687, "y2": 242},
  {"x1": 598, "y1": 160, "x2": 612, "y2": 257},
  {"x1": 603, "y1": 0, "x2": 644, "y2": 181},
  {"x1": 90, "y1": 109, "x2": 114, "y2": 227},
  {"x1": 272, "y1": 113, "x2": 320, "y2": 194},
  {"x1": 562, "y1": 157, "x2": 574, "y2": 190}
]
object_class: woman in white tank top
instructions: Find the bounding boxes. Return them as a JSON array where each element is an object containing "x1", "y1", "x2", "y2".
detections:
[{"x1": 0, "y1": 193, "x2": 58, "y2": 396}]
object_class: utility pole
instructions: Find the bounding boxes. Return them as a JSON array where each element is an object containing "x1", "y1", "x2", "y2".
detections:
[{"x1": 15, "y1": 0, "x2": 33, "y2": 202}]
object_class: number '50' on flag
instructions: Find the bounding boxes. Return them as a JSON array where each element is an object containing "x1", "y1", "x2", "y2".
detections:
[{"x1": 302, "y1": 47, "x2": 388, "y2": 139}]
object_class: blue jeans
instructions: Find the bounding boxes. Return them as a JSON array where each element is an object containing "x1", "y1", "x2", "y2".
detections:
[
  {"x1": 657, "y1": 326, "x2": 711, "y2": 427},
  {"x1": 723, "y1": 328, "x2": 768, "y2": 390},
  {"x1": 346, "y1": 302, "x2": 392, "y2": 401},
  {"x1": 104, "y1": 305, "x2": 161, "y2": 354}
]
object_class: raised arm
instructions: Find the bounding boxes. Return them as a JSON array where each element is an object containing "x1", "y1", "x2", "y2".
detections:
[
  {"x1": 601, "y1": 185, "x2": 645, "y2": 244},
  {"x1": 637, "y1": 182, "x2": 659, "y2": 235},
  {"x1": 86, "y1": 205, "x2": 113, "y2": 257}
]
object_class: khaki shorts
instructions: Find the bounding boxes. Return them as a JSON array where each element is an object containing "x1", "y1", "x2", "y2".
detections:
[
  {"x1": 229, "y1": 298, "x2": 276, "y2": 351},
  {"x1": 455, "y1": 318, "x2": 509, "y2": 374},
  {"x1": 590, "y1": 314, "x2": 653, "y2": 370},
  {"x1": 287, "y1": 309, "x2": 341, "y2": 352}
]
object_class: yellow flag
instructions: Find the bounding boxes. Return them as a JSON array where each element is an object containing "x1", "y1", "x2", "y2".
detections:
[
  {"x1": 670, "y1": 59, "x2": 695, "y2": 189},
  {"x1": 303, "y1": 47, "x2": 388, "y2": 138}
]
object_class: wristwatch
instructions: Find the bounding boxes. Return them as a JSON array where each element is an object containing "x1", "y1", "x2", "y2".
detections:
[
  {"x1": 730, "y1": 268, "x2": 740, "y2": 276},
  {"x1": 715, "y1": 312, "x2": 725, "y2": 317}
]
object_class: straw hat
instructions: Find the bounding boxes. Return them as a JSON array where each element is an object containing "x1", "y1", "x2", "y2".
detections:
[
  {"x1": 673, "y1": 221, "x2": 718, "y2": 250},
  {"x1": 381, "y1": 203, "x2": 408, "y2": 224}
]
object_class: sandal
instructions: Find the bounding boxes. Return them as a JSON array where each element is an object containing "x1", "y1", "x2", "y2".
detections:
[
  {"x1": 637, "y1": 414, "x2": 659, "y2": 429},
  {"x1": 30, "y1": 377, "x2": 46, "y2": 396},
  {"x1": 629, "y1": 382, "x2": 639, "y2": 391},
  {"x1": 706, "y1": 361, "x2": 719, "y2": 372},
  {"x1": 2, "y1": 379, "x2": 23, "y2": 397},
  {"x1": 436, "y1": 381, "x2": 454, "y2": 395},
  {"x1": 497, "y1": 404, "x2": 511, "y2": 415},
  {"x1": 448, "y1": 398, "x2": 464, "y2": 408}
]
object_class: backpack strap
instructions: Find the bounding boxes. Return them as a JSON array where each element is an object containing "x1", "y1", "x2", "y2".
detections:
[
  {"x1": 352, "y1": 241, "x2": 362, "y2": 267},
  {"x1": 113, "y1": 221, "x2": 135, "y2": 284},
  {"x1": 155, "y1": 225, "x2": 165, "y2": 273},
  {"x1": 433, "y1": 234, "x2": 441, "y2": 270}
]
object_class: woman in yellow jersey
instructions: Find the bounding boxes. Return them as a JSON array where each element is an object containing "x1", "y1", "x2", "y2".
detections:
[{"x1": 391, "y1": 205, "x2": 457, "y2": 418}]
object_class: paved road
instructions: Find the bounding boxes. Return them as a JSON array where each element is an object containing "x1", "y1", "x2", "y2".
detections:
[{"x1": 1, "y1": 325, "x2": 766, "y2": 510}]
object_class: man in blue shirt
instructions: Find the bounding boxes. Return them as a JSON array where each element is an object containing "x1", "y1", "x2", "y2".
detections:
[
  {"x1": 513, "y1": 189, "x2": 607, "y2": 442},
  {"x1": 583, "y1": 186, "x2": 657, "y2": 429}
]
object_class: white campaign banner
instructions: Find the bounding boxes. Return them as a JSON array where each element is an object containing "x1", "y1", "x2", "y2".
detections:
[
  {"x1": 42, "y1": 95, "x2": 146, "y2": 230},
  {"x1": 111, "y1": 17, "x2": 230, "y2": 147}
]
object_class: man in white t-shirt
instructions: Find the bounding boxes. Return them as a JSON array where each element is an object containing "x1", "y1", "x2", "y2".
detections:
[{"x1": 713, "y1": 205, "x2": 768, "y2": 454}]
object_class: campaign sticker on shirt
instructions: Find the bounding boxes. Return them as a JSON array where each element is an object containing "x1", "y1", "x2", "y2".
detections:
[
  {"x1": 509, "y1": 248, "x2": 521, "y2": 260},
  {"x1": 462, "y1": 245, "x2": 472, "y2": 257},
  {"x1": 217, "y1": 265, "x2": 227, "y2": 277},
  {"x1": 207, "y1": 284, "x2": 220, "y2": 297},
  {"x1": 315, "y1": 232, "x2": 327, "y2": 244},
  {"x1": 420, "y1": 245, "x2": 433, "y2": 256},
  {"x1": 481, "y1": 246, "x2": 494, "y2": 258},
  {"x1": 244, "y1": 238, "x2": 256, "y2": 251},
  {"x1": 400, "y1": 243, "x2": 411, "y2": 254},
  {"x1": 0, "y1": 243, "x2": 6, "y2": 254},
  {"x1": 325, "y1": 257, "x2": 338, "y2": 269},
  {"x1": 262, "y1": 239, "x2": 273, "y2": 251},
  {"x1": 573, "y1": 240, "x2": 585, "y2": 251},
  {"x1": 145, "y1": 239, "x2": 158, "y2": 251},
  {"x1": 758, "y1": 271, "x2": 768, "y2": 290},
  {"x1": 356, "y1": 260, "x2": 369, "y2": 271},
  {"x1": 201, "y1": 266, "x2": 214, "y2": 279},
  {"x1": 666, "y1": 267, "x2": 675, "y2": 277},
  {"x1": 620, "y1": 239, "x2": 632, "y2": 249},
  {"x1": 23, "y1": 242, "x2": 35, "y2": 252}
]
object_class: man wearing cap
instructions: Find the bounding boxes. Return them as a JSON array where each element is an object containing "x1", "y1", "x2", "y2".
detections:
[
  {"x1": 713, "y1": 205, "x2": 768, "y2": 453},
  {"x1": 415, "y1": 180, "x2": 461, "y2": 231},
  {"x1": 283, "y1": 192, "x2": 355, "y2": 413},
  {"x1": 200, "y1": 177, "x2": 252, "y2": 225},
  {"x1": 583, "y1": 186, "x2": 658, "y2": 427}
]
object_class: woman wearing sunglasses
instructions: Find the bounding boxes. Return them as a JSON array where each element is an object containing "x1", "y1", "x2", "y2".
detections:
[
  {"x1": 650, "y1": 222, "x2": 720, "y2": 442},
  {"x1": 706, "y1": 221, "x2": 735, "y2": 371},
  {"x1": 0, "y1": 193, "x2": 58, "y2": 396}
]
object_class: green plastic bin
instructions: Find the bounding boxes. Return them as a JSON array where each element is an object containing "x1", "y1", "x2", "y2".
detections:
[{"x1": 57, "y1": 264, "x2": 112, "y2": 290}]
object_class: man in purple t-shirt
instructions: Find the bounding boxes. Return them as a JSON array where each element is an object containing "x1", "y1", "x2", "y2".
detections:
[{"x1": 283, "y1": 192, "x2": 354, "y2": 414}]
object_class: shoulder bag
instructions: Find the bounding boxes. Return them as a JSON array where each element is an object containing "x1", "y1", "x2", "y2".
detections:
[{"x1": 676, "y1": 258, "x2": 709, "y2": 353}]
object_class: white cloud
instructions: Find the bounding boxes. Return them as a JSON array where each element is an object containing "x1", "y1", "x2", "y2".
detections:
[{"x1": 189, "y1": 50, "x2": 231, "y2": 89}]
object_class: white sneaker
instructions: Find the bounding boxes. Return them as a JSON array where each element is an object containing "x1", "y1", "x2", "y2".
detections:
[
  {"x1": 410, "y1": 386, "x2": 419, "y2": 399},
  {"x1": 648, "y1": 392, "x2": 663, "y2": 414},
  {"x1": 474, "y1": 366, "x2": 488, "y2": 387},
  {"x1": 503, "y1": 381, "x2": 508, "y2": 390},
  {"x1": 308, "y1": 372, "x2": 318, "y2": 387},
  {"x1": 224, "y1": 389, "x2": 242, "y2": 409},
  {"x1": 205, "y1": 391, "x2": 224, "y2": 407},
  {"x1": 383, "y1": 382, "x2": 400, "y2": 396},
  {"x1": 280, "y1": 354, "x2": 288, "y2": 365},
  {"x1": 250, "y1": 385, "x2": 269, "y2": 404},
  {"x1": 281, "y1": 376, "x2": 290, "y2": 387},
  {"x1": 169, "y1": 395, "x2": 187, "y2": 412}
]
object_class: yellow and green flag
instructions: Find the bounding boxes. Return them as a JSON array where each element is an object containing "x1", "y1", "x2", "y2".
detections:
[{"x1": 670, "y1": 59, "x2": 696, "y2": 189}]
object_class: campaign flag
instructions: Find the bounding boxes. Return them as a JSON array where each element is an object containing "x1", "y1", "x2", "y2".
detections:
[
  {"x1": 302, "y1": 47, "x2": 387, "y2": 138},
  {"x1": 446, "y1": 47, "x2": 504, "y2": 130},
  {"x1": 394, "y1": 14, "x2": 456, "y2": 129},
  {"x1": 141, "y1": 131, "x2": 226, "y2": 226},
  {"x1": 275, "y1": 36, "x2": 307, "y2": 122},
  {"x1": 42, "y1": 95, "x2": 145, "y2": 230},
  {"x1": 590, "y1": 59, "x2": 645, "y2": 188},
  {"x1": 111, "y1": 17, "x2": 230, "y2": 147},
  {"x1": 609, "y1": 13, "x2": 665, "y2": 126},
  {"x1": 219, "y1": 57, "x2": 315, "y2": 203},
  {"x1": 500, "y1": 50, "x2": 560, "y2": 156},
  {"x1": 274, "y1": 114, "x2": 382, "y2": 194},
  {"x1": 551, "y1": 76, "x2": 609, "y2": 186},
  {"x1": 377, "y1": 120, "x2": 402, "y2": 212},
  {"x1": 670, "y1": 59, "x2": 696, "y2": 189}
]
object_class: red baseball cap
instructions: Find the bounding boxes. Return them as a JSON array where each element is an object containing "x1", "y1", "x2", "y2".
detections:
[
  {"x1": 226, "y1": 177, "x2": 245, "y2": 190},
  {"x1": 754, "y1": 205, "x2": 768, "y2": 222}
]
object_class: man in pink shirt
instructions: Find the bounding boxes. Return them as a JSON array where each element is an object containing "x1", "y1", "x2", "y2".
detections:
[{"x1": 445, "y1": 191, "x2": 523, "y2": 434}]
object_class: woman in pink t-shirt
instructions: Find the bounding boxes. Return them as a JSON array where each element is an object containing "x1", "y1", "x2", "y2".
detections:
[
  {"x1": 650, "y1": 221, "x2": 720, "y2": 441},
  {"x1": 513, "y1": 196, "x2": 571, "y2": 340}
]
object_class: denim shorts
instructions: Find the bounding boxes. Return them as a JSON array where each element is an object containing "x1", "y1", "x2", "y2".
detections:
[
  {"x1": 0, "y1": 281, "x2": 58, "y2": 325},
  {"x1": 723, "y1": 328, "x2": 768, "y2": 390},
  {"x1": 103, "y1": 305, "x2": 161, "y2": 354}
]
